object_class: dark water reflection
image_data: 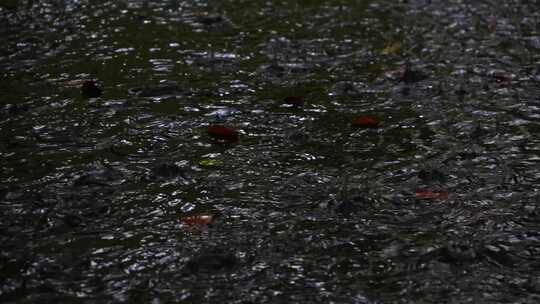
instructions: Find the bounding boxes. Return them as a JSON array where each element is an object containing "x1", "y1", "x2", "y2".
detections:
[{"x1": 2, "y1": 0, "x2": 540, "y2": 303}]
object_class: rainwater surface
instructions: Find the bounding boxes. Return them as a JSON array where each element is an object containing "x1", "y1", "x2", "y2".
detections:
[{"x1": 1, "y1": 0, "x2": 540, "y2": 303}]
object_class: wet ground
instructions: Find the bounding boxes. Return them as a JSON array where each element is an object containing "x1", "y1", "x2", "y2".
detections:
[{"x1": 2, "y1": 0, "x2": 540, "y2": 303}]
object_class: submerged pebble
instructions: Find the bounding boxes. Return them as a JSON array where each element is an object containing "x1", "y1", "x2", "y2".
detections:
[
  {"x1": 282, "y1": 96, "x2": 304, "y2": 107},
  {"x1": 72, "y1": 167, "x2": 123, "y2": 187},
  {"x1": 198, "y1": 14, "x2": 225, "y2": 26},
  {"x1": 151, "y1": 162, "x2": 186, "y2": 179},
  {"x1": 81, "y1": 80, "x2": 102, "y2": 98},
  {"x1": 329, "y1": 195, "x2": 369, "y2": 215},
  {"x1": 128, "y1": 83, "x2": 186, "y2": 97},
  {"x1": 417, "y1": 168, "x2": 447, "y2": 184},
  {"x1": 400, "y1": 65, "x2": 428, "y2": 83},
  {"x1": 334, "y1": 200, "x2": 361, "y2": 215},
  {"x1": 441, "y1": 240, "x2": 479, "y2": 262},
  {"x1": 185, "y1": 250, "x2": 238, "y2": 273},
  {"x1": 384, "y1": 64, "x2": 428, "y2": 83}
]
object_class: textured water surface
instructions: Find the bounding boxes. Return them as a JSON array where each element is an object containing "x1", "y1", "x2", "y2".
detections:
[{"x1": 1, "y1": 0, "x2": 540, "y2": 303}]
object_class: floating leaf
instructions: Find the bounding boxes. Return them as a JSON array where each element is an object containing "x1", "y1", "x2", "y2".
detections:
[
  {"x1": 207, "y1": 125, "x2": 239, "y2": 143},
  {"x1": 382, "y1": 41, "x2": 402, "y2": 55},
  {"x1": 198, "y1": 159, "x2": 222, "y2": 167},
  {"x1": 181, "y1": 215, "x2": 214, "y2": 228},
  {"x1": 415, "y1": 190, "x2": 449, "y2": 201},
  {"x1": 352, "y1": 116, "x2": 381, "y2": 128}
]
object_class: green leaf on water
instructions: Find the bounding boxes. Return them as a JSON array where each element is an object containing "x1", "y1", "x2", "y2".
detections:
[
  {"x1": 198, "y1": 159, "x2": 222, "y2": 167},
  {"x1": 381, "y1": 41, "x2": 402, "y2": 55}
]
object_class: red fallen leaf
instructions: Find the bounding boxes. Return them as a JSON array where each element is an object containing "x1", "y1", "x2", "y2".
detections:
[
  {"x1": 415, "y1": 190, "x2": 449, "y2": 201},
  {"x1": 181, "y1": 215, "x2": 214, "y2": 227},
  {"x1": 207, "y1": 125, "x2": 239, "y2": 143},
  {"x1": 352, "y1": 116, "x2": 381, "y2": 128},
  {"x1": 283, "y1": 96, "x2": 304, "y2": 107}
]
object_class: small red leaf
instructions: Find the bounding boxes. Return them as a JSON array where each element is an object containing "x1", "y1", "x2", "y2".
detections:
[
  {"x1": 415, "y1": 190, "x2": 449, "y2": 201},
  {"x1": 207, "y1": 125, "x2": 239, "y2": 143},
  {"x1": 352, "y1": 116, "x2": 381, "y2": 128},
  {"x1": 181, "y1": 215, "x2": 214, "y2": 227}
]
